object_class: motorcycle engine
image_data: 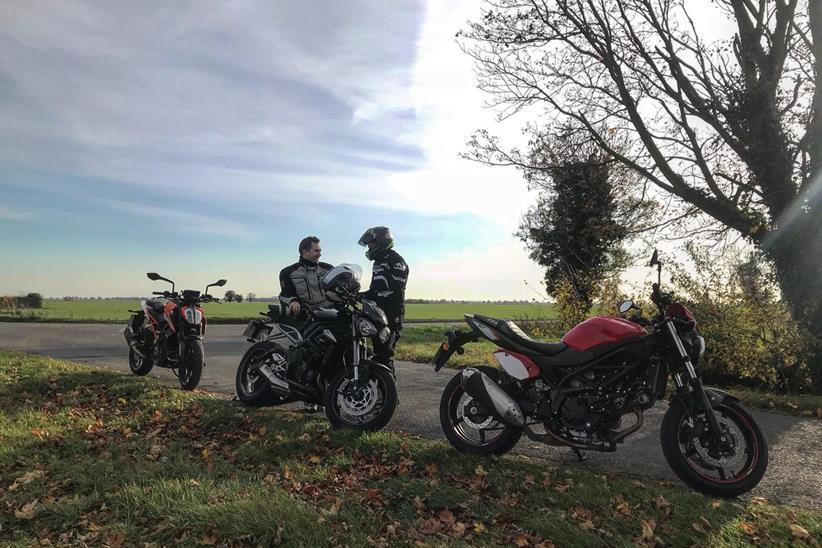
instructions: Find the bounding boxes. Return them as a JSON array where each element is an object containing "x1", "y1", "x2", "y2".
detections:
[{"x1": 558, "y1": 388, "x2": 612, "y2": 436}]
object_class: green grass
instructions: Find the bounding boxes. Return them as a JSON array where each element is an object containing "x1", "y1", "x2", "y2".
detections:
[
  {"x1": 0, "y1": 300, "x2": 556, "y2": 323},
  {"x1": 722, "y1": 386, "x2": 822, "y2": 419},
  {"x1": 1, "y1": 350, "x2": 820, "y2": 547}
]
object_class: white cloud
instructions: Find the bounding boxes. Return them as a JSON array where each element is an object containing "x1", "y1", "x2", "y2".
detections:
[
  {"x1": 410, "y1": 243, "x2": 547, "y2": 301},
  {"x1": 0, "y1": 207, "x2": 33, "y2": 222},
  {"x1": 100, "y1": 199, "x2": 257, "y2": 242}
]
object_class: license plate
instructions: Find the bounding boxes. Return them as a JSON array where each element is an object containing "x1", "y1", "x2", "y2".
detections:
[{"x1": 242, "y1": 321, "x2": 259, "y2": 338}]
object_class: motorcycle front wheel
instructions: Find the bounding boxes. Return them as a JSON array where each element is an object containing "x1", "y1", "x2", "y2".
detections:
[
  {"x1": 324, "y1": 367, "x2": 397, "y2": 431},
  {"x1": 661, "y1": 398, "x2": 768, "y2": 498},
  {"x1": 177, "y1": 340, "x2": 204, "y2": 391}
]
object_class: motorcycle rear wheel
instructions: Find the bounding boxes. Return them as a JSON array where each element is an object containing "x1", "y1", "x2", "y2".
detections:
[
  {"x1": 439, "y1": 366, "x2": 522, "y2": 455},
  {"x1": 128, "y1": 346, "x2": 154, "y2": 376},
  {"x1": 661, "y1": 398, "x2": 768, "y2": 498},
  {"x1": 235, "y1": 342, "x2": 290, "y2": 407}
]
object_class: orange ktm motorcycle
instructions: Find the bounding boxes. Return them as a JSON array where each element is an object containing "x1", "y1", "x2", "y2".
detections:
[
  {"x1": 433, "y1": 250, "x2": 768, "y2": 498},
  {"x1": 124, "y1": 272, "x2": 226, "y2": 390}
]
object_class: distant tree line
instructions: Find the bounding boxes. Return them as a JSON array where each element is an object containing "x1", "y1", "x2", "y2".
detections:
[
  {"x1": 0, "y1": 293, "x2": 43, "y2": 309},
  {"x1": 405, "y1": 298, "x2": 543, "y2": 304}
]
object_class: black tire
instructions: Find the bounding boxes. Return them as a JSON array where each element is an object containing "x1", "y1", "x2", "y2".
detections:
[
  {"x1": 235, "y1": 342, "x2": 290, "y2": 407},
  {"x1": 128, "y1": 346, "x2": 154, "y2": 376},
  {"x1": 439, "y1": 366, "x2": 522, "y2": 455},
  {"x1": 324, "y1": 366, "x2": 397, "y2": 431},
  {"x1": 661, "y1": 398, "x2": 768, "y2": 498},
  {"x1": 177, "y1": 340, "x2": 204, "y2": 391}
]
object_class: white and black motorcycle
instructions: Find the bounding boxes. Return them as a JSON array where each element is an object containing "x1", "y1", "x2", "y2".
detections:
[{"x1": 235, "y1": 264, "x2": 398, "y2": 431}]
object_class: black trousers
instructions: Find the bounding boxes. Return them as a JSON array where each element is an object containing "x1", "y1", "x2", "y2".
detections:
[{"x1": 373, "y1": 320, "x2": 402, "y2": 369}]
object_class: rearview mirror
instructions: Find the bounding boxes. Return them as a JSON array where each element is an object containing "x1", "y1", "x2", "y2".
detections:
[
  {"x1": 618, "y1": 300, "x2": 635, "y2": 314},
  {"x1": 215, "y1": 279, "x2": 228, "y2": 287},
  {"x1": 146, "y1": 272, "x2": 161, "y2": 281}
]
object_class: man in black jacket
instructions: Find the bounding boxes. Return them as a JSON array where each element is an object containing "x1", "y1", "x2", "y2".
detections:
[
  {"x1": 358, "y1": 226, "x2": 409, "y2": 370},
  {"x1": 279, "y1": 236, "x2": 334, "y2": 319}
]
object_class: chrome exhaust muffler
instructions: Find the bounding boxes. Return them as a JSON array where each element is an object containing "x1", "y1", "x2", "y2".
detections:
[{"x1": 460, "y1": 368, "x2": 524, "y2": 427}]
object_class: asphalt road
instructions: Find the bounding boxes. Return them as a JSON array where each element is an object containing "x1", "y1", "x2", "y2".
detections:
[{"x1": 1, "y1": 322, "x2": 820, "y2": 509}]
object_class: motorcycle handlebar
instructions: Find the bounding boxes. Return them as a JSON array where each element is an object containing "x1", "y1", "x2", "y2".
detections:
[{"x1": 152, "y1": 291, "x2": 166, "y2": 296}]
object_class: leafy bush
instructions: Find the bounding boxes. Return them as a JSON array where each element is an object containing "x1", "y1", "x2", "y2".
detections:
[
  {"x1": 670, "y1": 244, "x2": 811, "y2": 394},
  {"x1": 0, "y1": 293, "x2": 44, "y2": 310}
]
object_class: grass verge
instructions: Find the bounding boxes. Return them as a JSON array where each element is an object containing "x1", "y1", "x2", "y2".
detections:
[
  {"x1": 1, "y1": 350, "x2": 820, "y2": 547},
  {"x1": 0, "y1": 301, "x2": 557, "y2": 324}
]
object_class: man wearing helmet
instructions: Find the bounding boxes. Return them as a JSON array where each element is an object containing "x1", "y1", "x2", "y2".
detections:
[
  {"x1": 279, "y1": 236, "x2": 334, "y2": 320},
  {"x1": 358, "y1": 226, "x2": 409, "y2": 370}
]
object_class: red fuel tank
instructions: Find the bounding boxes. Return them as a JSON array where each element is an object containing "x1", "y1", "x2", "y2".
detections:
[{"x1": 562, "y1": 316, "x2": 646, "y2": 352}]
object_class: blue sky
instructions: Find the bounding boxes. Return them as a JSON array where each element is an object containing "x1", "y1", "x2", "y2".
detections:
[{"x1": 0, "y1": 0, "x2": 545, "y2": 299}]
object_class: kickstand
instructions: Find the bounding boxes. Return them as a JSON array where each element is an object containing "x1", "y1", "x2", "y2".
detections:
[{"x1": 572, "y1": 448, "x2": 587, "y2": 463}]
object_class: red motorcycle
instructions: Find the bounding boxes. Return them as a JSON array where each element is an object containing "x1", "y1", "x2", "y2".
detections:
[
  {"x1": 433, "y1": 251, "x2": 767, "y2": 497},
  {"x1": 124, "y1": 272, "x2": 226, "y2": 390}
]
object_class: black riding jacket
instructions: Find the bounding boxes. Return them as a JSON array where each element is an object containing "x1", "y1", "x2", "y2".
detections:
[{"x1": 362, "y1": 249, "x2": 408, "y2": 326}]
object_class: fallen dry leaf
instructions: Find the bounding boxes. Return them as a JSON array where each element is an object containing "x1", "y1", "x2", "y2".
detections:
[
  {"x1": 514, "y1": 534, "x2": 530, "y2": 547},
  {"x1": 14, "y1": 500, "x2": 38, "y2": 520},
  {"x1": 474, "y1": 464, "x2": 488, "y2": 477},
  {"x1": 553, "y1": 483, "x2": 571, "y2": 493},
  {"x1": 438, "y1": 509, "x2": 456, "y2": 525},
  {"x1": 612, "y1": 494, "x2": 631, "y2": 518},
  {"x1": 789, "y1": 524, "x2": 811, "y2": 540},
  {"x1": 571, "y1": 506, "x2": 593, "y2": 521},
  {"x1": 9, "y1": 470, "x2": 45, "y2": 491},
  {"x1": 655, "y1": 495, "x2": 671, "y2": 516},
  {"x1": 578, "y1": 520, "x2": 595, "y2": 531},
  {"x1": 739, "y1": 522, "x2": 758, "y2": 536},
  {"x1": 419, "y1": 518, "x2": 441, "y2": 535},
  {"x1": 106, "y1": 531, "x2": 126, "y2": 548},
  {"x1": 641, "y1": 519, "x2": 656, "y2": 540},
  {"x1": 473, "y1": 522, "x2": 486, "y2": 534}
]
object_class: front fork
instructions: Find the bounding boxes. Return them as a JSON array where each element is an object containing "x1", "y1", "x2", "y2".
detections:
[
  {"x1": 351, "y1": 323, "x2": 367, "y2": 386},
  {"x1": 665, "y1": 321, "x2": 729, "y2": 450}
]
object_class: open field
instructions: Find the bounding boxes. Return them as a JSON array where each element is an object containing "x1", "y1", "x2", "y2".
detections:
[
  {"x1": 0, "y1": 300, "x2": 557, "y2": 323},
  {"x1": 2, "y1": 350, "x2": 820, "y2": 546}
]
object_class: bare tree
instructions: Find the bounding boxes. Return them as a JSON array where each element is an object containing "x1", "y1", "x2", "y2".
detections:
[{"x1": 462, "y1": 0, "x2": 822, "y2": 389}]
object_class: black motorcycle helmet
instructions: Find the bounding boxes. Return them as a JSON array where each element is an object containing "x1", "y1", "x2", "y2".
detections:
[{"x1": 358, "y1": 226, "x2": 394, "y2": 260}]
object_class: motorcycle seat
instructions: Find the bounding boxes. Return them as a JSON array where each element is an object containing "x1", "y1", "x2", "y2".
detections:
[{"x1": 474, "y1": 315, "x2": 568, "y2": 356}]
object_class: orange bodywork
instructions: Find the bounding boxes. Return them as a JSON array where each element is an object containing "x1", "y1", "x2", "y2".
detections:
[{"x1": 163, "y1": 301, "x2": 178, "y2": 332}]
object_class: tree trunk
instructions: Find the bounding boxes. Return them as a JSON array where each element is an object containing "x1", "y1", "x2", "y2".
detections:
[{"x1": 762, "y1": 210, "x2": 822, "y2": 393}]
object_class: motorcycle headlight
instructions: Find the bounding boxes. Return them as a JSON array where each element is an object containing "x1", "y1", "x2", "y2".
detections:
[
  {"x1": 378, "y1": 327, "x2": 391, "y2": 343},
  {"x1": 357, "y1": 319, "x2": 378, "y2": 337},
  {"x1": 183, "y1": 307, "x2": 203, "y2": 325}
]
